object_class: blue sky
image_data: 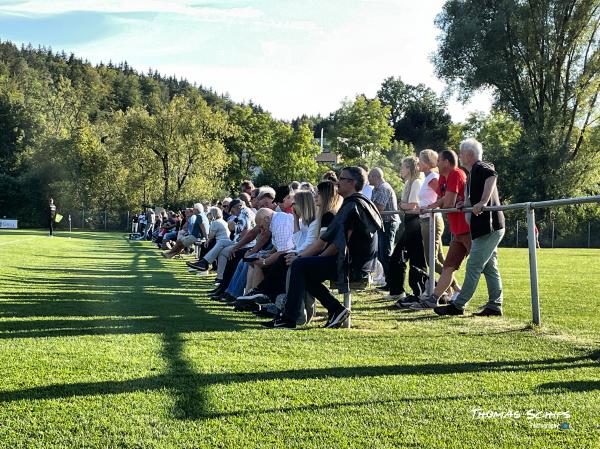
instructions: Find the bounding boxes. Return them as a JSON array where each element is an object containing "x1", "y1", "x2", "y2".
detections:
[{"x1": 0, "y1": 0, "x2": 492, "y2": 120}]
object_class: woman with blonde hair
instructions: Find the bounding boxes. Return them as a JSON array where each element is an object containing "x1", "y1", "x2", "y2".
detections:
[
  {"x1": 236, "y1": 190, "x2": 319, "y2": 306},
  {"x1": 387, "y1": 156, "x2": 428, "y2": 307},
  {"x1": 314, "y1": 180, "x2": 342, "y2": 235},
  {"x1": 418, "y1": 149, "x2": 445, "y2": 277}
]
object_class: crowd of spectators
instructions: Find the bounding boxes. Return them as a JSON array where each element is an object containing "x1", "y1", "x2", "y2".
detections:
[{"x1": 134, "y1": 137, "x2": 506, "y2": 328}]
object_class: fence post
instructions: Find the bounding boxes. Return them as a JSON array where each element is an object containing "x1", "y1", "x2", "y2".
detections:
[
  {"x1": 126, "y1": 211, "x2": 130, "y2": 232},
  {"x1": 427, "y1": 211, "x2": 436, "y2": 296},
  {"x1": 104, "y1": 211, "x2": 107, "y2": 231},
  {"x1": 82, "y1": 210, "x2": 85, "y2": 230},
  {"x1": 526, "y1": 205, "x2": 541, "y2": 326},
  {"x1": 516, "y1": 220, "x2": 519, "y2": 247},
  {"x1": 551, "y1": 221, "x2": 555, "y2": 249},
  {"x1": 588, "y1": 222, "x2": 592, "y2": 248},
  {"x1": 343, "y1": 292, "x2": 351, "y2": 328}
]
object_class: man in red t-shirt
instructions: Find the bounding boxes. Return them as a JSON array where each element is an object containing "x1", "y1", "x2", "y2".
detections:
[{"x1": 411, "y1": 149, "x2": 471, "y2": 309}]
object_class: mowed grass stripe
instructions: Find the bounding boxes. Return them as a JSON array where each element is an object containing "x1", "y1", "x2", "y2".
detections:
[{"x1": 0, "y1": 230, "x2": 598, "y2": 449}]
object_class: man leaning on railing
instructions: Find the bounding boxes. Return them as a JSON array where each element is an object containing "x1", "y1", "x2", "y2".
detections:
[{"x1": 434, "y1": 138, "x2": 506, "y2": 317}]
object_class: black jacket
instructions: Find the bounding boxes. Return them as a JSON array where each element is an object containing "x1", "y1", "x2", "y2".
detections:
[{"x1": 320, "y1": 193, "x2": 383, "y2": 293}]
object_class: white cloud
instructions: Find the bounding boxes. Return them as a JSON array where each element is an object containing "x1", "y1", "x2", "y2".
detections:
[{"x1": 0, "y1": 0, "x2": 263, "y2": 19}]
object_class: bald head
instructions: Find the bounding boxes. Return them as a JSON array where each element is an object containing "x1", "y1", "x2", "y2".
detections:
[
  {"x1": 368, "y1": 167, "x2": 384, "y2": 187},
  {"x1": 255, "y1": 207, "x2": 275, "y2": 230}
]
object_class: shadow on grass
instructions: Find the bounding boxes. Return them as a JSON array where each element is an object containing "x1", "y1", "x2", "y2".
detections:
[
  {"x1": 0, "y1": 235, "x2": 245, "y2": 420},
  {"x1": 537, "y1": 380, "x2": 600, "y2": 393},
  {"x1": 1, "y1": 351, "x2": 598, "y2": 419}
]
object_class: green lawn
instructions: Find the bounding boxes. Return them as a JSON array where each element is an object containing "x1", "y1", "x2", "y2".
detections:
[{"x1": 0, "y1": 230, "x2": 598, "y2": 449}]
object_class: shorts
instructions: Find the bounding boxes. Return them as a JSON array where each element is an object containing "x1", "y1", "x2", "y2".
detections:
[
  {"x1": 182, "y1": 234, "x2": 198, "y2": 248},
  {"x1": 443, "y1": 232, "x2": 472, "y2": 270}
]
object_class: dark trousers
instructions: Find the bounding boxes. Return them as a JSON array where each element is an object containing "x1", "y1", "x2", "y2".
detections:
[
  {"x1": 388, "y1": 216, "x2": 427, "y2": 296},
  {"x1": 48, "y1": 217, "x2": 54, "y2": 236},
  {"x1": 282, "y1": 255, "x2": 341, "y2": 323},
  {"x1": 378, "y1": 220, "x2": 399, "y2": 282},
  {"x1": 256, "y1": 254, "x2": 288, "y2": 301},
  {"x1": 220, "y1": 248, "x2": 247, "y2": 291}
]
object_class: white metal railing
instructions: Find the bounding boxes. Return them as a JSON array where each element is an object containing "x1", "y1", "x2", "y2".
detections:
[{"x1": 382, "y1": 195, "x2": 600, "y2": 326}]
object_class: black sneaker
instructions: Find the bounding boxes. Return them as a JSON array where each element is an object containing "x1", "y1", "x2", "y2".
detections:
[
  {"x1": 376, "y1": 284, "x2": 390, "y2": 292},
  {"x1": 393, "y1": 295, "x2": 420, "y2": 309},
  {"x1": 261, "y1": 318, "x2": 296, "y2": 329},
  {"x1": 433, "y1": 303, "x2": 464, "y2": 316},
  {"x1": 473, "y1": 307, "x2": 503, "y2": 317},
  {"x1": 324, "y1": 307, "x2": 350, "y2": 328}
]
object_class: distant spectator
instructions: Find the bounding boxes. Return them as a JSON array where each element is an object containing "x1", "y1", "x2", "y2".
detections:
[
  {"x1": 322, "y1": 170, "x2": 338, "y2": 183},
  {"x1": 240, "y1": 180, "x2": 255, "y2": 197},
  {"x1": 368, "y1": 167, "x2": 399, "y2": 290}
]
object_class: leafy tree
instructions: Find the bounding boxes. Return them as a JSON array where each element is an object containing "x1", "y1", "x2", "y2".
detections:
[
  {"x1": 377, "y1": 76, "x2": 451, "y2": 151},
  {"x1": 328, "y1": 95, "x2": 394, "y2": 161},
  {"x1": 263, "y1": 122, "x2": 320, "y2": 185},
  {"x1": 434, "y1": 0, "x2": 600, "y2": 201},
  {"x1": 121, "y1": 94, "x2": 230, "y2": 205},
  {"x1": 224, "y1": 105, "x2": 278, "y2": 190}
]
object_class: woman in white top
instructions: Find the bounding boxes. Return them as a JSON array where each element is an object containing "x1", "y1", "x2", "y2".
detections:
[
  {"x1": 193, "y1": 206, "x2": 234, "y2": 271},
  {"x1": 291, "y1": 190, "x2": 319, "y2": 253},
  {"x1": 418, "y1": 149, "x2": 445, "y2": 276},
  {"x1": 387, "y1": 156, "x2": 428, "y2": 305}
]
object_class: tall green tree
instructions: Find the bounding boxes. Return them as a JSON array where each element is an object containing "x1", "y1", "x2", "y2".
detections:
[
  {"x1": 329, "y1": 95, "x2": 394, "y2": 161},
  {"x1": 434, "y1": 0, "x2": 600, "y2": 201},
  {"x1": 121, "y1": 94, "x2": 230, "y2": 205},
  {"x1": 263, "y1": 122, "x2": 320, "y2": 185}
]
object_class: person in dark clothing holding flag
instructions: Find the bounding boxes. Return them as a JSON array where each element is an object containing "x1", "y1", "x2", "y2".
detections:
[
  {"x1": 263, "y1": 166, "x2": 382, "y2": 329},
  {"x1": 48, "y1": 197, "x2": 57, "y2": 237}
]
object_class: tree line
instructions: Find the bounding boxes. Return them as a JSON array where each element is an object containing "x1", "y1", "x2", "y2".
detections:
[{"x1": 0, "y1": 0, "x2": 599, "y2": 229}]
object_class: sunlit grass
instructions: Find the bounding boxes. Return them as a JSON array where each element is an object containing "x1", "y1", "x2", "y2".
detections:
[{"x1": 0, "y1": 230, "x2": 598, "y2": 448}]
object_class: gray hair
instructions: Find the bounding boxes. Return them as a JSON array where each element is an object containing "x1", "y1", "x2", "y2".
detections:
[
  {"x1": 460, "y1": 138, "x2": 483, "y2": 161},
  {"x1": 208, "y1": 206, "x2": 223, "y2": 220},
  {"x1": 369, "y1": 167, "x2": 384, "y2": 181},
  {"x1": 193, "y1": 202, "x2": 204, "y2": 213},
  {"x1": 257, "y1": 186, "x2": 276, "y2": 201}
]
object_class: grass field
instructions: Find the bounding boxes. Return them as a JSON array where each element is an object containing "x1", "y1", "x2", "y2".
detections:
[{"x1": 0, "y1": 230, "x2": 599, "y2": 449}]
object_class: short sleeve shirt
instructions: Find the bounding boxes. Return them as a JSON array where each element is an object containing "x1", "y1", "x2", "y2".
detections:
[
  {"x1": 371, "y1": 181, "x2": 399, "y2": 223},
  {"x1": 234, "y1": 207, "x2": 256, "y2": 247},
  {"x1": 209, "y1": 219, "x2": 230, "y2": 241},
  {"x1": 467, "y1": 161, "x2": 505, "y2": 239},
  {"x1": 269, "y1": 212, "x2": 295, "y2": 252},
  {"x1": 437, "y1": 168, "x2": 470, "y2": 236}
]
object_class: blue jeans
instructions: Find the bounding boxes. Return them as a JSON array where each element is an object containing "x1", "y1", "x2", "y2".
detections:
[
  {"x1": 282, "y1": 256, "x2": 341, "y2": 323},
  {"x1": 452, "y1": 229, "x2": 505, "y2": 311},
  {"x1": 225, "y1": 260, "x2": 249, "y2": 298}
]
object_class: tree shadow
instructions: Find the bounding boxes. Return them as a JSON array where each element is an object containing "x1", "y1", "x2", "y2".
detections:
[
  {"x1": 1, "y1": 351, "x2": 597, "y2": 420},
  {"x1": 537, "y1": 380, "x2": 600, "y2": 393}
]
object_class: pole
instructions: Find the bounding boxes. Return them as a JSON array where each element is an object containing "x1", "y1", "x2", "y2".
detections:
[
  {"x1": 551, "y1": 221, "x2": 555, "y2": 249},
  {"x1": 343, "y1": 292, "x2": 351, "y2": 328},
  {"x1": 104, "y1": 210, "x2": 107, "y2": 231},
  {"x1": 126, "y1": 211, "x2": 130, "y2": 232},
  {"x1": 427, "y1": 211, "x2": 436, "y2": 295},
  {"x1": 516, "y1": 220, "x2": 519, "y2": 247},
  {"x1": 320, "y1": 128, "x2": 324, "y2": 152},
  {"x1": 527, "y1": 205, "x2": 541, "y2": 326},
  {"x1": 82, "y1": 210, "x2": 85, "y2": 230},
  {"x1": 68, "y1": 214, "x2": 72, "y2": 233}
]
